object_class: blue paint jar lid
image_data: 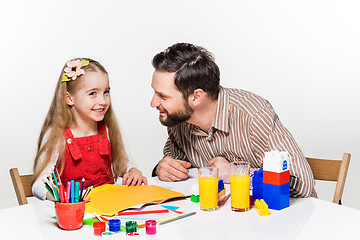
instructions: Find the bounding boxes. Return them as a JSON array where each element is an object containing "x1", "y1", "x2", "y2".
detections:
[{"x1": 108, "y1": 219, "x2": 121, "y2": 232}]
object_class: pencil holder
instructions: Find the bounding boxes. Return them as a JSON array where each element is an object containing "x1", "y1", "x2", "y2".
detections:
[{"x1": 55, "y1": 201, "x2": 85, "y2": 230}]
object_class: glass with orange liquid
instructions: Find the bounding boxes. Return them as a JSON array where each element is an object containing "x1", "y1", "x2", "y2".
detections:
[
  {"x1": 230, "y1": 162, "x2": 250, "y2": 212},
  {"x1": 198, "y1": 167, "x2": 219, "y2": 211}
]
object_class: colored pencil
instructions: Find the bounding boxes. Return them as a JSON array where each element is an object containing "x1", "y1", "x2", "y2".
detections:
[
  {"x1": 137, "y1": 222, "x2": 146, "y2": 228},
  {"x1": 79, "y1": 178, "x2": 85, "y2": 201},
  {"x1": 81, "y1": 187, "x2": 89, "y2": 200},
  {"x1": 43, "y1": 180, "x2": 55, "y2": 200},
  {"x1": 66, "y1": 181, "x2": 71, "y2": 203},
  {"x1": 218, "y1": 193, "x2": 231, "y2": 209},
  {"x1": 42, "y1": 179, "x2": 53, "y2": 192},
  {"x1": 52, "y1": 170, "x2": 59, "y2": 188},
  {"x1": 138, "y1": 212, "x2": 197, "y2": 228},
  {"x1": 70, "y1": 180, "x2": 75, "y2": 203},
  {"x1": 158, "y1": 211, "x2": 196, "y2": 225},
  {"x1": 47, "y1": 175, "x2": 53, "y2": 185},
  {"x1": 94, "y1": 212, "x2": 105, "y2": 222},
  {"x1": 52, "y1": 186, "x2": 60, "y2": 202},
  {"x1": 45, "y1": 185, "x2": 55, "y2": 199},
  {"x1": 85, "y1": 186, "x2": 93, "y2": 197},
  {"x1": 83, "y1": 186, "x2": 93, "y2": 199},
  {"x1": 47, "y1": 177, "x2": 60, "y2": 202},
  {"x1": 47, "y1": 174, "x2": 59, "y2": 194},
  {"x1": 116, "y1": 209, "x2": 169, "y2": 216},
  {"x1": 55, "y1": 168, "x2": 62, "y2": 185},
  {"x1": 59, "y1": 184, "x2": 65, "y2": 203},
  {"x1": 74, "y1": 181, "x2": 80, "y2": 203}
]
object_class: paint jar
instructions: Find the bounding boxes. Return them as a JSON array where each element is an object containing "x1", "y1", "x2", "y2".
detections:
[
  {"x1": 126, "y1": 221, "x2": 137, "y2": 234},
  {"x1": 145, "y1": 220, "x2": 157, "y2": 235},
  {"x1": 108, "y1": 219, "x2": 121, "y2": 232},
  {"x1": 55, "y1": 201, "x2": 85, "y2": 230},
  {"x1": 93, "y1": 221, "x2": 106, "y2": 235}
]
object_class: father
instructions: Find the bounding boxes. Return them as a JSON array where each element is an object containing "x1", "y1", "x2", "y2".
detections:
[{"x1": 150, "y1": 43, "x2": 315, "y2": 197}]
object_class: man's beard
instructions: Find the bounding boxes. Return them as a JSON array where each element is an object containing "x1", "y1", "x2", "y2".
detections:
[{"x1": 159, "y1": 101, "x2": 194, "y2": 127}]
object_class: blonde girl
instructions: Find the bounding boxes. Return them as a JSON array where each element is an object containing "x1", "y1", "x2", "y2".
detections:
[{"x1": 32, "y1": 58, "x2": 147, "y2": 200}]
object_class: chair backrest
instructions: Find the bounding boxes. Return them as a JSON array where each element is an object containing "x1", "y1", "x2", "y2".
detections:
[
  {"x1": 9, "y1": 168, "x2": 34, "y2": 205},
  {"x1": 306, "y1": 153, "x2": 351, "y2": 205}
]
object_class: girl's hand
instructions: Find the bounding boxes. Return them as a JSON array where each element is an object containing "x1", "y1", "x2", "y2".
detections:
[{"x1": 122, "y1": 168, "x2": 148, "y2": 186}]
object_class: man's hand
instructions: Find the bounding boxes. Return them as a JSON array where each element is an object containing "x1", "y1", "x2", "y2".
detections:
[
  {"x1": 208, "y1": 157, "x2": 231, "y2": 183},
  {"x1": 156, "y1": 156, "x2": 192, "y2": 182},
  {"x1": 122, "y1": 168, "x2": 148, "y2": 186}
]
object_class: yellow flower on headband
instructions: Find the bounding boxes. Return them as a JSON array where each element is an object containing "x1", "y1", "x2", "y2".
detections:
[{"x1": 61, "y1": 59, "x2": 90, "y2": 82}]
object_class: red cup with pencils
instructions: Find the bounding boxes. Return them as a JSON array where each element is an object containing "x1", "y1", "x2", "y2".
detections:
[
  {"x1": 55, "y1": 201, "x2": 85, "y2": 230},
  {"x1": 45, "y1": 173, "x2": 90, "y2": 230}
]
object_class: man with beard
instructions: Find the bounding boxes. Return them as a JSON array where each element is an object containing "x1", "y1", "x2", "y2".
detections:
[{"x1": 150, "y1": 43, "x2": 316, "y2": 197}]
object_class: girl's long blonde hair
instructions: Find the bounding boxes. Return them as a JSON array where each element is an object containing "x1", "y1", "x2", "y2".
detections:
[{"x1": 32, "y1": 58, "x2": 127, "y2": 184}]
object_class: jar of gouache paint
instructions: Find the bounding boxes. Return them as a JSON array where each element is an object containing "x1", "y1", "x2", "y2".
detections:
[
  {"x1": 93, "y1": 221, "x2": 106, "y2": 235},
  {"x1": 109, "y1": 219, "x2": 121, "y2": 232},
  {"x1": 126, "y1": 221, "x2": 137, "y2": 234},
  {"x1": 145, "y1": 220, "x2": 157, "y2": 235}
]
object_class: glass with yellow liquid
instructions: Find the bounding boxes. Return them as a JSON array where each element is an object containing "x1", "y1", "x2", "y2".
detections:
[
  {"x1": 198, "y1": 167, "x2": 219, "y2": 211},
  {"x1": 230, "y1": 162, "x2": 250, "y2": 212}
]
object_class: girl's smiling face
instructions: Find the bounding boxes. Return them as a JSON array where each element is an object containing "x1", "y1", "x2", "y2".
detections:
[{"x1": 66, "y1": 70, "x2": 111, "y2": 128}]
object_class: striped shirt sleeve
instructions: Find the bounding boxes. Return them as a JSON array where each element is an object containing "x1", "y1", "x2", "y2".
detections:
[{"x1": 250, "y1": 104, "x2": 315, "y2": 197}]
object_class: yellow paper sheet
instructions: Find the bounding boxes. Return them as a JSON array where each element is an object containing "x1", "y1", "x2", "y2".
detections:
[{"x1": 85, "y1": 184, "x2": 186, "y2": 216}]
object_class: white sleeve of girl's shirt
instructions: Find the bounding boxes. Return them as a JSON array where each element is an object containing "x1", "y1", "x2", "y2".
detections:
[
  {"x1": 32, "y1": 132, "x2": 60, "y2": 200},
  {"x1": 126, "y1": 160, "x2": 136, "y2": 173}
]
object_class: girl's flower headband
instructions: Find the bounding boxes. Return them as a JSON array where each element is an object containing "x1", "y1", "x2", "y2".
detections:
[{"x1": 61, "y1": 59, "x2": 90, "y2": 82}]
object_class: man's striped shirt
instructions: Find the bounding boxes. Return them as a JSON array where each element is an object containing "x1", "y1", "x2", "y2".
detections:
[{"x1": 163, "y1": 86, "x2": 316, "y2": 197}]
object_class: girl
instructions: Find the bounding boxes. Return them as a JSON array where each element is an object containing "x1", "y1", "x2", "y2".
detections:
[{"x1": 32, "y1": 58, "x2": 147, "y2": 200}]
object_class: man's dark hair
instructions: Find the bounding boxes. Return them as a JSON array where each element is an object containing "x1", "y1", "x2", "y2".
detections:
[{"x1": 152, "y1": 43, "x2": 220, "y2": 100}]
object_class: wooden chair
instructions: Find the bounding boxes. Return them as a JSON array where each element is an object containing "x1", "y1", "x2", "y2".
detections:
[
  {"x1": 306, "y1": 153, "x2": 351, "y2": 205},
  {"x1": 9, "y1": 168, "x2": 34, "y2": 205}
]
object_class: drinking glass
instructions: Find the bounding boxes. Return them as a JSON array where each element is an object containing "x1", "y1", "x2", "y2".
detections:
[
  {"x1": 230, "y1": 162, "x2": 250, "y2": 212},
  {"x1": 198, "y1": 167, "x2": 219, "y2": 211}
]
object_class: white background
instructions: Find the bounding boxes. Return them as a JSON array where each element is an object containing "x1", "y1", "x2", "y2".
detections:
[{"x1": 0, "y1": 0, "x2": 359, "y2": 209}]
